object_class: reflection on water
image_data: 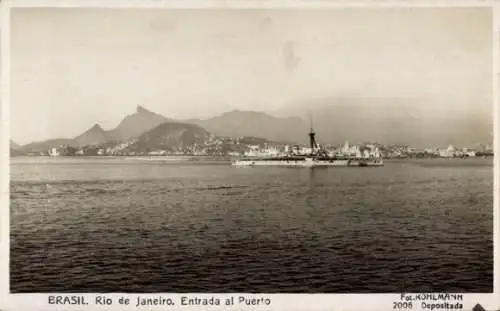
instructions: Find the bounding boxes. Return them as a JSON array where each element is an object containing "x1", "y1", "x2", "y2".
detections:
[{"x1": 10, "y1": 157, "x2": 493, "y2": 293}]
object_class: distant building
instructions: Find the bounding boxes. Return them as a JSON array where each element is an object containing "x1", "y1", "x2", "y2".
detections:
[
  {"x1": 263, "y1": 147, "x2": 280, "y2": 156},
  {"x1": 48, "y1": 148, "x2": 60, "y2": 157},
  {"x1": 438, "y1": 144, "x2": 468, "y2": 158},
  {"x1": 244, "y1": 150, "x2": 260, "y2": 157},
  {"x1": 439, "y1": 150, "x2": 453, "y2": 158},
  {"x1": 342, "y1": 141, "x2": 350, "y2": 154},
  {"x1": 369, "y1": 147, "x2": 381, "y2": 158}
]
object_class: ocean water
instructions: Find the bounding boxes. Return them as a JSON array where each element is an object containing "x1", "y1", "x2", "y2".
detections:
[{"x1": 10, "y1": 157, "x2": 493, "y2": 293}]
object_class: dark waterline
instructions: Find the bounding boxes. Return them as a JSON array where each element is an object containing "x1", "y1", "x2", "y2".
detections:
[{"x1": 10, "y1": 157, "x2": 493, "y2": 293}]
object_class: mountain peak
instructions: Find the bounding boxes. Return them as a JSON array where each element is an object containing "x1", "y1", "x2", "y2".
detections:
[
  {"x1": 107, "y1": 106, "x2": 168, "y2": 141},
  {"x1": 72, "y1": 123, "x2": 109, "y2": 146},
  {"x1": 137, "y1": 105, "x2": 151, "y2": 114},
  {"x1": 91, "y1": 123, "x2": 103, "y2": 131}
]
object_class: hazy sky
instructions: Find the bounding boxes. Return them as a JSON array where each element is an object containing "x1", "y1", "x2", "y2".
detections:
[{"x1": 10, "y1": 7, "x2": 492, "y2": 144}]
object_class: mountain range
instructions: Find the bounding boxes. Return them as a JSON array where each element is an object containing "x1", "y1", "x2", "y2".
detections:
[
  {"x1": 185, "y1": 111, "x2": 306, "y2": 145},
  {"x1": 72, "y1": 105, "x2": 169, "y2": 146},
  {"x1": 14, "y1": 100, "x2": 493, "y2": 153},
  {"x1": 273, "y1": 97, "x2": 492, "y2": 148},
  {"x1": 17, "y1": 106, "x2": 308, "y2": 153},
  {"x1": 18, "y1": 106, "x2": 169, "y2": 152}
]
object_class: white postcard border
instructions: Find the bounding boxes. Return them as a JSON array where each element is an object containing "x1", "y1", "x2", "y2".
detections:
[
  {"x1": 1, "y1": 0, "x2": 498, "y2": 311},
  {"x1": 493, "y1": 0, "x2": 500, "y2": 303},
  {"x1": 6, "y1": 293, "x2": 500, "y2": 311},
  {"x1": 1, "y1": 0, "x2": 12, "y2": 309}
]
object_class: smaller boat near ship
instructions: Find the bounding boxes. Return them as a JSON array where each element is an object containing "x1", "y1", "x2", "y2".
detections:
[{"x1": 232, "y1": 123, "x2": 383, "y2": 168}]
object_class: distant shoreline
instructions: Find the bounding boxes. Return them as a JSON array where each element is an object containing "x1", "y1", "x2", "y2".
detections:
[{"x1": 9, "y1": 155, "x2": 494, "y2": 160}]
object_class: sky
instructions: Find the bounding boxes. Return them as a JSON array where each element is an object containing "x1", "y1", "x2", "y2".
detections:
[{"x1": 10, "y1": 7, "x2": 493, "y2": 145}]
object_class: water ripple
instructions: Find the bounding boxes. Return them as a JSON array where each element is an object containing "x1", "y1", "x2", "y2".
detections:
[{"x1": 9, "y1": 158, "x2": 493, "y2": 293}]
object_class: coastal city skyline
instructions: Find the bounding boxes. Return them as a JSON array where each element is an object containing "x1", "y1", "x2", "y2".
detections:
[
  {"x1": 10, "y1": 104, "x2": 493, "y2": 151},
  {"x1": 10, "y1": 8, "x2": 492, "y2": 146},
  {"x1": 11, "y1": 104, "x2": 493, "y2": 161}
]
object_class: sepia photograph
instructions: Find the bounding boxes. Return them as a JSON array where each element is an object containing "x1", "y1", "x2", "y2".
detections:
[{"x1": 7, "y1": 6, "x2": 494, "y2": 295}]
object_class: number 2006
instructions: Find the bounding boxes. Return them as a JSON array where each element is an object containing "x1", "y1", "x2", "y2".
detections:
[{"x1": 393, "y1": 302, "x2": 413, "y2": 309}]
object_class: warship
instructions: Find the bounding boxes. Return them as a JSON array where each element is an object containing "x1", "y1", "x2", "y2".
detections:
[{"x1": 231, "y1": 123, "x2": 384, "y2": 168}]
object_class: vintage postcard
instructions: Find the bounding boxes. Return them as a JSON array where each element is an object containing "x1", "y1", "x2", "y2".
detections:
[{"x1": 1, "y1": 0, "x2": 498, "y2": 310}]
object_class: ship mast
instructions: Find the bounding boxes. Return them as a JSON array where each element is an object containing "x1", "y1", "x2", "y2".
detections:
[{"x1": 308, "y1": 112, "x2": 318, "y2": 155}]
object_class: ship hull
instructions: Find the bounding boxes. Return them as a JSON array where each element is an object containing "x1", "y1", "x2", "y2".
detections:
[{"x1": 232, "y1": 157, "x2": 383, "y2": 167}]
